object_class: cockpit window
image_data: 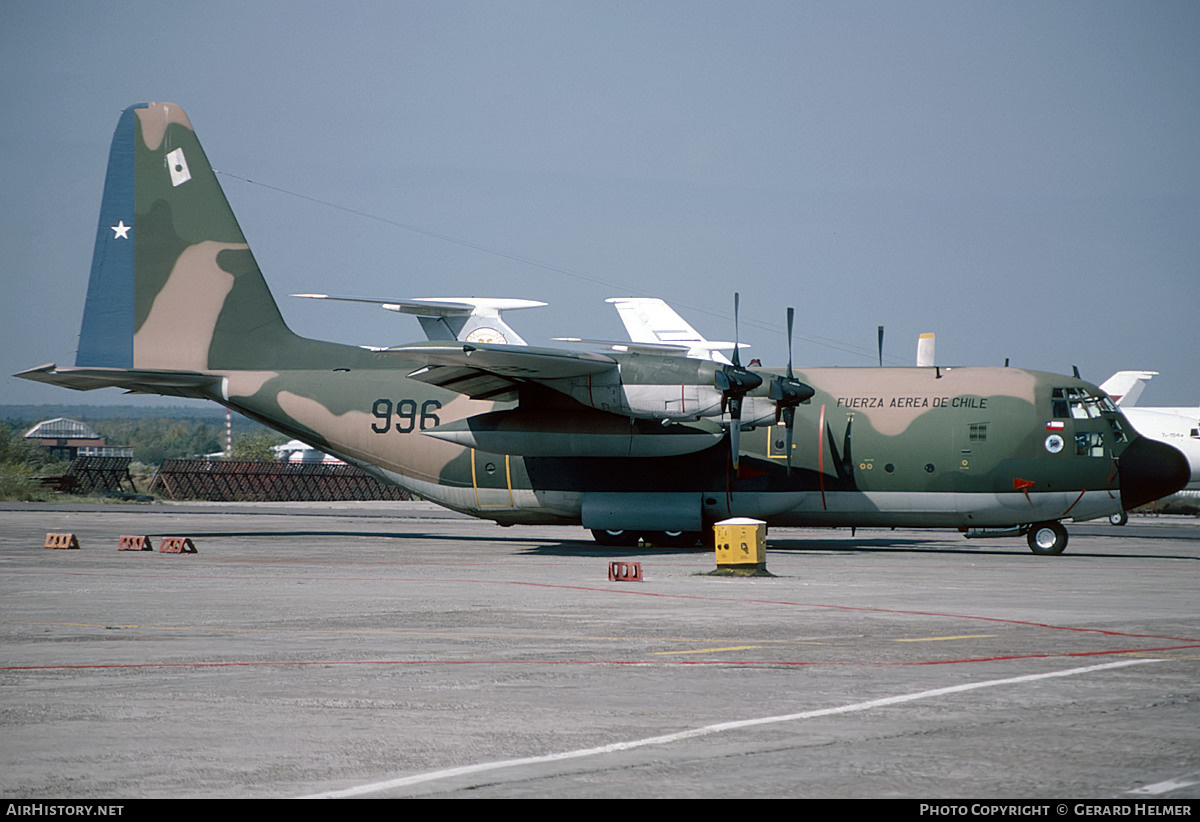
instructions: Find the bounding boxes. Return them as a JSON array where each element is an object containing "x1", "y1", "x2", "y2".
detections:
[
  {"x1": 1051, "y1": 387, "x2": 1116, "y2": 420},
  {"x1": 1075, "y1": 431, "x2": 1105, "y2": 457}
]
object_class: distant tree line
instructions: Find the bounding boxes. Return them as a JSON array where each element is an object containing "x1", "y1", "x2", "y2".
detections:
[
  {"x1": 0, "y1": 424, "x2": 68, "y2": 500},
  {"x1": 87, "y1": 417, "x2": 226, "y2": 464}
]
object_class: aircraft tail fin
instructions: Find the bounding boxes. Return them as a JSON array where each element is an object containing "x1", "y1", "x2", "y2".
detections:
[
  {"x1": 74, "y1": 102, "x2": 309, "y2": 375},
  {"x1": 606, "y1": 297, "x2": 734, "y2": 364},
  {"x1": 1099, "y1": 371, "x2": 1158, "y2": 406}
]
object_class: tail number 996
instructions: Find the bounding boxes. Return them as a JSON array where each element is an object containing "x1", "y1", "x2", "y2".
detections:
[{"x1": 371, "y1": 399, "x2": 441, "y2": 434}]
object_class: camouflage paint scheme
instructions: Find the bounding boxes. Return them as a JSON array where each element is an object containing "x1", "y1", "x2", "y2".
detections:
[{"x1": 18, "y1": 103, "x2": 1189, "y2": 551}]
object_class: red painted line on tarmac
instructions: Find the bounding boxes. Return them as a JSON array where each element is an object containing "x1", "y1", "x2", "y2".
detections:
[
  {"x1": 478, "y1": 579, "x2": 1200, "y2": 644},
  {"x1": 4, "y1": 644, "x2": 1198, "y2": 672},
  {"x1": 6, "y1": 566, "x2": 1199, "y2": 643}
]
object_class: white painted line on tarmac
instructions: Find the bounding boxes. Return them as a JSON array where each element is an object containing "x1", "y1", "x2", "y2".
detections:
[
  {"x1": 300, "y1": 658, "x2": 1158, "y2": 798},
  {"x1": 1126, "y1": 775, "x2": 1200, "y2": 795}
]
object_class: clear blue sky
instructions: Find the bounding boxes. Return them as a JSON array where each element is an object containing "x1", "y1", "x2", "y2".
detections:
[{"x1": 3, "y1": 0, "x2": 1197, "y2": 406}]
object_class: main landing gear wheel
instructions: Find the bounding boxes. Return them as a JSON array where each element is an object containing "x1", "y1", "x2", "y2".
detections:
[
  {"x1": 1109, "y1": 511, "x2": 1129, "y2": 526},
  {"x1": 590, "y1": 530, "x2": 703, "y2": 547},
  {"x1": 1026, "y1": 521, "x2": 1069, "y2": 556},
  {"x1": 591, "y1": 529, "x2": 639, "y2": 547},
  {"x1": 656, "y1": 530, "x2": 702, "y2": 548}
]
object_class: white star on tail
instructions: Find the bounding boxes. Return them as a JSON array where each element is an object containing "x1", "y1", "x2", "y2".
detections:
[{"x1": 111, "y1": 220, "x2": 131, "y2": 239}]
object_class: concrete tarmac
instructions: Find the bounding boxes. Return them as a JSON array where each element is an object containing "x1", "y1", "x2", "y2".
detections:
[{"x1": 1, "y1": 501, "x2": 1197, "y2": 799}]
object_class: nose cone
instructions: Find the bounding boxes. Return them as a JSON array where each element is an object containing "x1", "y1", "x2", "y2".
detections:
[{"x1": 1118, "y1": 436, "x2": 1190, "y2": 510}]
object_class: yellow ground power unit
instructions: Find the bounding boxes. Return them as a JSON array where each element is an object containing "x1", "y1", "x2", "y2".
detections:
[{"x1": 713, "y1": 517, "x2": 767, "y2": 574}]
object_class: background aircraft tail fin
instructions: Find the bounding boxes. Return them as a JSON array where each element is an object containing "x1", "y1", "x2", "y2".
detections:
[
  {"x1": 75, "y1": 102, "x2": 304, "y2": 373},
  {"x1": 606, "y1": 297, "x2": 735, "y2": 364},
  {"x1": 1099, "y1": 370, "x2": 1159, "y2": 406},
  {"x1": 916, "y1": 332, "x2": 936, "y2": 368}
]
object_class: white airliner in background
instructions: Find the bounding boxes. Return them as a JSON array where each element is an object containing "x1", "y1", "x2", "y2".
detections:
[{"x1": 1099, "y1": 371, "x2": 1200, "y2": 510}]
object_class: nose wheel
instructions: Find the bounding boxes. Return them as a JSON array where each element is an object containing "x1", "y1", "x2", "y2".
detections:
[{"x1": 1026, "y1": 521, "x2": 1069, "y2": 555}]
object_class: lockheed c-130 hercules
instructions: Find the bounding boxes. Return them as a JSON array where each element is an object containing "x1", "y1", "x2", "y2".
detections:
[{"x1": 17, "y1": 103, "x2": 1190, "y2": 555}]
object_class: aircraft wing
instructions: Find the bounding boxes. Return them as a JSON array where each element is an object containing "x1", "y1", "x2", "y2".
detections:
[
  {"x1": 551, "y1": 337, "x2": 695, "y2": 357},
  {"x1": 385, "y1": 342, "x2": 617, "y2": 400}
]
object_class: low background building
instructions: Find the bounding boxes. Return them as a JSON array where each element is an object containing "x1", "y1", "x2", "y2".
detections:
[{"x1": 23, "y1": 418, "x2": 133, "y2": 461}]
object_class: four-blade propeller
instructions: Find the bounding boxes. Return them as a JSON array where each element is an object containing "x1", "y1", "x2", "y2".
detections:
[
  {"x1": 713, "y1": 294, "x2": 762, "y2": 470},
  {"x1": 713, "y1": 296, "x2": 814, "y2": 472},
  {"x1": 766, "y1": 307, "x2": 815, "y2": 472}
]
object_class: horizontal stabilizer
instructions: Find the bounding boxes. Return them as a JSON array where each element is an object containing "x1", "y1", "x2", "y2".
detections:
[
  {"x1": 292, "y1": 294, "x2": 545, "y2": 345},
  {"x1": 293, "y1": 294, "x2": 546, "y2": 315},
  {"x1": 16, "y1": 364, "x2": 218, "y2": 397}
]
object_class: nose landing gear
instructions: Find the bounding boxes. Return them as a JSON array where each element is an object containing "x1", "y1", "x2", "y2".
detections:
[{"x1": 1026, "y1": 521, "x2": 1069, "y2": 555}]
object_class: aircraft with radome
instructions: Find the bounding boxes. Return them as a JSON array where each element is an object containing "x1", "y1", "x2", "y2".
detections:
[{"x1": 17, "y1": 103, "x2": 1190, "y2": 555}]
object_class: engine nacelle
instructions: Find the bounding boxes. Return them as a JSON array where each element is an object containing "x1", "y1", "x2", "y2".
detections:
[{"x1": 549, "y1": 359, "x2": 777, "y2": 427}]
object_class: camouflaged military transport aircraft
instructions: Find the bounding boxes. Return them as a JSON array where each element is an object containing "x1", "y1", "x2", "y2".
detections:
[{"x1": 17, "y1": 103, "x2": 1191, "y2": 555}]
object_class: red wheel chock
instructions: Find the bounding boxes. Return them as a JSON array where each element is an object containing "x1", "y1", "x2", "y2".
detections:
[
  {"x1": 158, "y1": 537, "x2": 197, "y2": 554},
  {"x1": 608, "y1": 561, "x2": 642, "y2": 582}
]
